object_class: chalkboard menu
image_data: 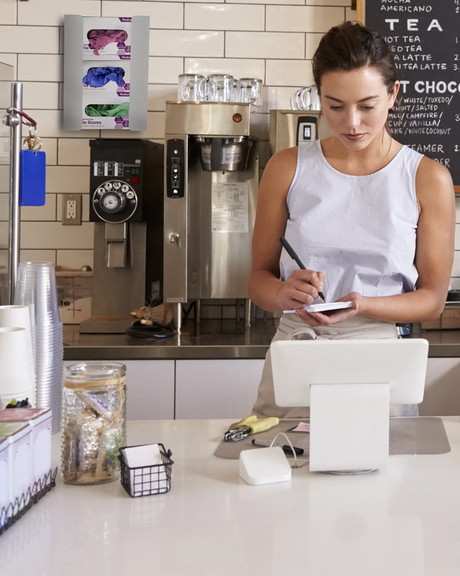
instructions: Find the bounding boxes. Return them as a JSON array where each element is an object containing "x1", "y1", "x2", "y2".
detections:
[{"x1": 361, "y1": 0, "x2": 460, "y2": 190}]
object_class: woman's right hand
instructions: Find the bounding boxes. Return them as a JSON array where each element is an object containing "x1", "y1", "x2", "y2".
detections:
[{"x1": 276, "y1": 269, "x2": 326, "y2": 310}]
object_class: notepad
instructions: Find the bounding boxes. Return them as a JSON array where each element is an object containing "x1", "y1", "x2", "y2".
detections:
[{"x1": 285, "y1": 301, "x2": 352, "y2": 314}]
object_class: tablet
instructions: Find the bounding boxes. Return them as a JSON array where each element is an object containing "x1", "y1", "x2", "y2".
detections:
[{"x1": 284, "y1": 301, "x2": 352, "y2": 314}]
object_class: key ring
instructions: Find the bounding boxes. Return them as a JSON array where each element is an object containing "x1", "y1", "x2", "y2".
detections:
[
  {"x1": 5, "y1": 107, "x2": 42, "y2": 151},
  {"x1": 7, "y1": 107, "x2": 37, "y2": 127},
  {"x1": 23, "y1": 125, "x2": 42, "y2": 151}
]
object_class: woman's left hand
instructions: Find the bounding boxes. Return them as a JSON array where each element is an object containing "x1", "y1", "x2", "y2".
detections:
[{"x1": 294, "y1": 292, "x2": 362, "y2": 326}]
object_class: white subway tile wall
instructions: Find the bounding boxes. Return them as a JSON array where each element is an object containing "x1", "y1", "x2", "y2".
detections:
[{"x1": 1, "y1": 0, "x2": 459, "y2": 288}]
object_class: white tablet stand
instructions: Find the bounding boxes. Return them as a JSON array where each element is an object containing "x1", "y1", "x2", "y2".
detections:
[{"x1": 270, "y1": 339, "x2": 429, "y2": 473}]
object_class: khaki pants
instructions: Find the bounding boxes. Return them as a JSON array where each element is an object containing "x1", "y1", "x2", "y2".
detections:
[{"x1": 252, "y1": 314, "x2": 417, "y2": 418}]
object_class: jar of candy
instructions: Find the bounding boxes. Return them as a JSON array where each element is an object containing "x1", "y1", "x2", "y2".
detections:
[{"x1": 61, "y1": 362, "x2": 126, "y2": 484}]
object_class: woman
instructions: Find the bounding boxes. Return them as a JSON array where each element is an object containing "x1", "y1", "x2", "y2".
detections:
[{"x1": 249, "y1": 21, "x2": 455, "y2": 418}]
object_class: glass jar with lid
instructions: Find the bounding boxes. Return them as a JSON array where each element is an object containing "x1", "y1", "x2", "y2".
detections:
[{"x1": 61, "y1": 362, "x2": 126, "y2": 484}]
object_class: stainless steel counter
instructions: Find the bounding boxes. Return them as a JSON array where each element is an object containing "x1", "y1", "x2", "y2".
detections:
[
  {"x1": 63, "y1": 318, "x2": 278, "y2": 360},
  {"x1": 63, "y1": 319, "x2": 460, "y2": 360},
  {"x1": 415, "y1": 327, "x2": 460, "y2": 357}
]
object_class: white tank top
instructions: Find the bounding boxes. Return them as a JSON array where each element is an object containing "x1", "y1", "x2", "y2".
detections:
[{"x1": 280, "y1": 140, "x2": 423, "y2": 302}]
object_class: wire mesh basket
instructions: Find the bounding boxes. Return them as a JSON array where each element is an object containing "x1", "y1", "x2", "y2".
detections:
[
  {"x1": 119, "y1": 443, "x2": 173, "y2": 498},
  {"x1": 0, "y1": 467, "x2": 58, "y2": 535}
]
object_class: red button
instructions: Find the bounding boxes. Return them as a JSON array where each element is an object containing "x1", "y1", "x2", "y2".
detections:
[{"x1": 131, "y1": 176, "x2": 139, "y2": 184}]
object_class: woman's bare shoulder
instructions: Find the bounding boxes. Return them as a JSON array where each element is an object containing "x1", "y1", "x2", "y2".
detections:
[
  {"x1": 259, "y1": 146, "x2": 299, "y2": 194},
  {"x1": 416, "y1": 154, "x2": 455, "y2": 203},
  {"x1": 265, "y1": 146, "x2": 298, "y2": 169}
]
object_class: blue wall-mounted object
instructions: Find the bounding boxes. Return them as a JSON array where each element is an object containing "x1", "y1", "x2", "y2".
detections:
[{"x1": 19, "y1": 149, "x2": 46, "y2": 206}]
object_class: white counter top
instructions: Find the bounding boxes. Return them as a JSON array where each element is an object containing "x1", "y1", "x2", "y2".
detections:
[{"x1": 3, "y1": 418, "x2": 460, "y2": 576}]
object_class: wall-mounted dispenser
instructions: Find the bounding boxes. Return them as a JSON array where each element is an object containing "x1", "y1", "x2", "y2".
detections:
[{"x1": 63, "y1": 15, "x2": 149, "y2": 131}]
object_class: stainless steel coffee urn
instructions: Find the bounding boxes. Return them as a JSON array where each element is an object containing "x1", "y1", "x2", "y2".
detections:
[
  {"x1": 80, "y1": 139, "x2": 164, "y2": 333},
  {"x1": 164, "y1": 102, "x2": 259, "y2": 332}
]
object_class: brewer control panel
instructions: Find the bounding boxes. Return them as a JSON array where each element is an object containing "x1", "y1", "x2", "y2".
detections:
[{"x1": 166, "y1": 139, "x2": 185, "y2": 199}]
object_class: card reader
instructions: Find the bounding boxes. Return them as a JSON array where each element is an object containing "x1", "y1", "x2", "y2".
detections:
[
  {"x1": 297, "y1": 115, "x2": 317, "y2": 144},
  {"x1": 239, "y1": 446, "x2": 292, "y2": 485}
]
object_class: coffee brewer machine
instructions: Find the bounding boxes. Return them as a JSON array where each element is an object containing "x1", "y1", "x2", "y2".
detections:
[
  {"x1": 164, "y1": 102, "x2": 259, "y2": 332},
  {"x1": 80, "y1": 139, "x2": 164, "y2": 333}
]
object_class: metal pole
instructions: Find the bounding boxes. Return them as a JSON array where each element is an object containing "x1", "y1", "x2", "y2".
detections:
[{"x1": 6, "y1": 83, "x2": 23, "y2": 303}]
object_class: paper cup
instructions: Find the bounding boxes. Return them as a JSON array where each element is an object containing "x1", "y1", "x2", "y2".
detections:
[
  {"x1": 0, "y1": 304, "x2": 31, "y2": 328},
  {"x1": 0, "y1": 327, "x2": 36, "y2": 405},
  {"x1": 0, "y1": 304, "x2": 34, "y2": 359}
]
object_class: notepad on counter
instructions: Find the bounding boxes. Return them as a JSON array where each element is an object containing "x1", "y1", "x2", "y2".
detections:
[{"x1": 285, "y1": 301, "x2": 352, "y2": 314}]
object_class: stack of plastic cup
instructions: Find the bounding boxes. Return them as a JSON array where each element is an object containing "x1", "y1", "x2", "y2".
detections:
[
  {"x1": 0, "y1": 326, "x2": 36, "y2": 408},
  {"x1": 14, "y1": 262, "x2": 63, "y2": 433}
]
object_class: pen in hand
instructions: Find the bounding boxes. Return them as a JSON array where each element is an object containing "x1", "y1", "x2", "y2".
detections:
[{"x1": 279, "y1": 236, "x2": 326, "y2": 302}]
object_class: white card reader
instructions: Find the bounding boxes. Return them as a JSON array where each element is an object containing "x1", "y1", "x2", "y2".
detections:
[{"x1": 239, "y1": 446, "x2": 292, "y2": 485}]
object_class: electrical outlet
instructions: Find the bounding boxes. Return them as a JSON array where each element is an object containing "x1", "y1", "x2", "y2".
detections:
[
  {"x1": 67, "y1": 200, "x2": 77, "y2": 219},
  {"x1": 62, "y1": 194, "x2": 82, "y2": 225}
]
